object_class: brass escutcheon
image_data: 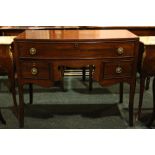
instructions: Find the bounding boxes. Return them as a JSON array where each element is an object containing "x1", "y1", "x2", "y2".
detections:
[
  {"x1": 74, "y1": 43, "x2": 79, "y2": 48},
  {"x1": 30, "y1": 48, "x2": 37, "y2": 55},
  {"x1": 116, "y1": 66, "x2": 122, "y2": 74},
  {"x1": 31, "y1": 67, "x2": 38, "y2": 75},
  {"x1": 117, "y1": 47, "x2": 124, "y2": 55}
]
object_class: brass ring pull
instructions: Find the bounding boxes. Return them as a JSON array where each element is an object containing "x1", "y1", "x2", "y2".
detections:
[
  {"x1": 29, "y1": 48, "x2": 37, "y2": 55},
  {"x1": 117, "y1": 47, "x2": 124, "y2": 55},
  {"x1": 116, "y1": 66, "x2": 122, "y2": 74},
  {"x1": 31, "y1": 67, "x2": 38, "y2": 75}
]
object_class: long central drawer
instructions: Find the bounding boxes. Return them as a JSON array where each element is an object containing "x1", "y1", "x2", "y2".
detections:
[{"x1": 17, "y1": 41, "x2": 135, "y2": 59}]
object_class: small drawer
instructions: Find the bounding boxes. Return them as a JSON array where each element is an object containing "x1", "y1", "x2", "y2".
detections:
[
  {"x1": 20, "y1": 62, "x2": 50, "y2": 80},
  {"x1": 102, "y1": 60, "x2": 134, "y2": 79}
]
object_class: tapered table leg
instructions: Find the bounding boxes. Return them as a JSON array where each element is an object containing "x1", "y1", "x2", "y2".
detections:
[
  {"x1": 8, "y1": 67, "x2": 18, "y2": 114},
  {"x1": 147, "y1": 77, "x2": 155, "y2": 127},
  {"x1": 137, "y1": 76, "x2": 146, "y2": 119},
  {"x1": 18, "y1": 84, "x2": 24, "y2": 128},
  {"x1": 129, "y1": 80, "x2": 136, "y2": 126},
  {"x1": 0, "y1": 109, "x2": 6, "y2": 124}
]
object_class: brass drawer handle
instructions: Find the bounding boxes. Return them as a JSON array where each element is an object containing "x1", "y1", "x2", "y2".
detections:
[
  {"x1": 116, "y1": 66, "x2": 122, "y2": 74},
  {"x1": 117, "y1": 47, "x2": 124, "y2": 55},
  {"x1": 29, "y1": 48, "x2": 37, "y2": 55},
  {"x1": 31, "y1": 67, "x2": 38, "y2": 75}
]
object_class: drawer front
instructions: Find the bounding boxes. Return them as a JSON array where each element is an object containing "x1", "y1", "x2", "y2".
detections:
[
  {"x1": 102, "y1": 60, "x2": 134, "y2": 79},
  {"x1": 17, "y1": 41, "x2": 135, "y2": 58},
  {"x1": 20, "y1": 61, "x2": 50, "y2": 80}
]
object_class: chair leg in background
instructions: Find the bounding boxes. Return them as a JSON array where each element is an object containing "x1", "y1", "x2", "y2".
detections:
[
  {"x1": 145, "y1": 77, "x2": 150, "y2": 90},
  {"x1": 60, "y1": 66, "x2": 65, "y2": 91},
  {"x1": 89, "y1": 65, "x2": 93, "y2": 91},
  {"x1": 82, "y1": 67, "x2": 86, "y2": 81},
  {"x1": 29, "y1": 83, "x2": 33, "y2": 104}
]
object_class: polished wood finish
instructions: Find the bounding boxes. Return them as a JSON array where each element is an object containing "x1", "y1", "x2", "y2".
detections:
[
  {"x1": 1, "y1": 26, "x2": 153, "y2": 92},
  {"x1": 14, "y1": 29, "x2": 139, "y2": 127},
  {"x1": 137, "y1": 36, "x2": 155, "y2": 127},
  {"x1": 1, "y1": 26, "x2": 155, "y2": 36}
]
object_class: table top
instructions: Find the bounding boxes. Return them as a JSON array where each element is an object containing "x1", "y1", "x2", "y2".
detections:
[
  {"x1": 140, "y1": 36, "x2": 155, "y2": 45},
  {"x1": 0, "y1": 36, "x2": 16, "y2": 45},
  {"x1": 14, "y1": 29, "x2": 138, "y2": 41}
]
